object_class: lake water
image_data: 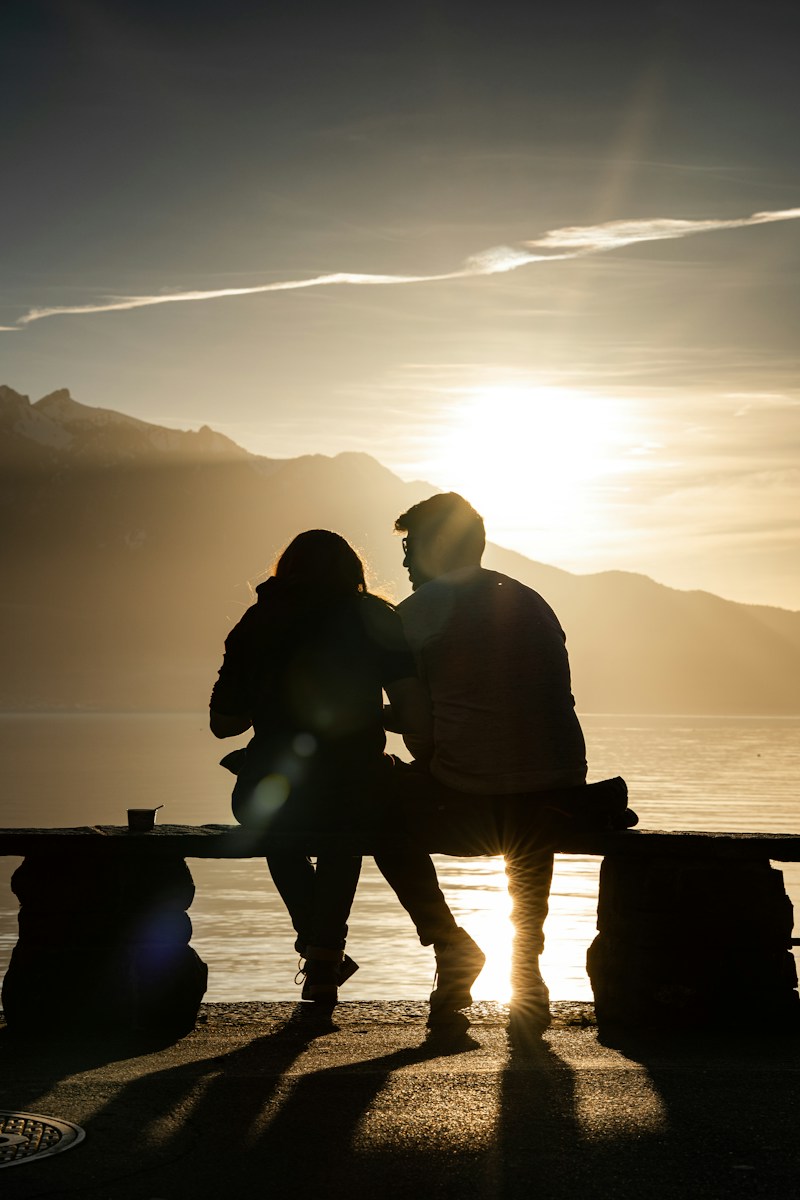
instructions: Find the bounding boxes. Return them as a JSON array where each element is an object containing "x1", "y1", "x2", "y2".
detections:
[{"x1": 1, "y1": 713, "x2": 798, "y2": 1003}]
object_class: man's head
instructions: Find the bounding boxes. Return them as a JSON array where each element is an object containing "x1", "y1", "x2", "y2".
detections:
[{"x1": 395, "y1": 492, "x2": 486, "y2": 589}]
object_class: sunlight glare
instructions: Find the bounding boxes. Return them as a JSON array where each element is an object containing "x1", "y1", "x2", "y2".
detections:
[
  {"x1": 468, "y1": 858, "x2": 513, "y2": 1002},
  {"x1": 463, "y1": 855, "x2": 598, "y2": 1003},
  {"x1": 433, "y1": 384, "x2": 629, "y2": 559}
]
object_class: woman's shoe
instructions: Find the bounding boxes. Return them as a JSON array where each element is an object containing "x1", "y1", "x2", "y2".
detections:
[
  {"x1": 296, "y1": 947, "x2": 359, "y2": 1005},
  {"x1": 337, "y1": 954, "x2": 359, "y2": 987}
]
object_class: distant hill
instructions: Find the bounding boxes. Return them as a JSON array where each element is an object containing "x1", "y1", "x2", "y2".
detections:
[{"x1": 1, "y1": 384, "x2": 799, "y2": 714}]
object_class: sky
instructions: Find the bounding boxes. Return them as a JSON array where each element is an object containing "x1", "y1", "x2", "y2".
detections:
[{"x1": 3, "y1": 0, "x2": 799, "y2": 610}]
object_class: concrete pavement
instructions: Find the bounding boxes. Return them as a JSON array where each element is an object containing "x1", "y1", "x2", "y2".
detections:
[{"x1": 2, "y1": 1001, "x2": 800, "y2": 1199}]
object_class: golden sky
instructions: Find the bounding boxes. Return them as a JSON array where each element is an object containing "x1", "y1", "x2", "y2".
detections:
[{"x1": 2, "y1": 1, "x2": 799, "y2": 608}]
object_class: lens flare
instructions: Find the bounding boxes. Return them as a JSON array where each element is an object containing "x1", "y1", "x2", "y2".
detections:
[{"x1": 251, "y1": 774, "x2": 290, "y2": 824}]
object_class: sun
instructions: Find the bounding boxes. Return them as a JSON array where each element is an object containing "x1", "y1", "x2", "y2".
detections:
[{"x1": 432, "y1": 383, "x2": 628, "y2": 558}]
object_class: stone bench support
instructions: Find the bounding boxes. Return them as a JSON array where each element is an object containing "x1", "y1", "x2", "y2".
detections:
[
  {"x1": 1, "y1": 825, "x2": 799, "y2": 1038},
  {"x1": 2, "y1": 849, "x2": 207, "y2": 1040},
  {"x1": 587, "y1": 855, "x2": 798, "y2": 1030}
]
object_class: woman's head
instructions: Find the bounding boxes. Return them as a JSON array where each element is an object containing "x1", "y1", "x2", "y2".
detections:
[{"x1": 273, "y1": 530, "x2": 366, "y2": 597}]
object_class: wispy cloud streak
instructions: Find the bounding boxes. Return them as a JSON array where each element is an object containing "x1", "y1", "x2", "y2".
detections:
[
  {"x1": 17, "y1": 270, "x2": 461, "y2": 325},
  {"x1": 9, "y1": 206, "x2": 800, "y2": 328},
  {"x1": 527, "y1": 207, "x2": 800, "y2": 252}
]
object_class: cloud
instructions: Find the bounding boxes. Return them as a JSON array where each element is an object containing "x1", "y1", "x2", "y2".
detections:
[
  {"x1": 7, "y1": 205, "x2": 800, "y2": 329},
  {"x1": 460, "y1": 245, "x2": 566, "y2": 273},
  {"x1": 527, "y1": 207, "x2": 800, "y2": 253},
  {"x1": 15, "y1": 270, "x2": 459, "y2": 326}
]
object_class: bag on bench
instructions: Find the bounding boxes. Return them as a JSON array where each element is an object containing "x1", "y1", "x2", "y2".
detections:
[{"x1": 536, "y1": 776, "x2": 637, "y2": 832}]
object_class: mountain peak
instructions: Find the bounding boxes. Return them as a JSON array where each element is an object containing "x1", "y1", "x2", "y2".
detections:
[
  {"x1": 0, "y1": 385, "x2": 74, "y2": 451},
  {"x1": 7, "y1": 387, "x2": 255, "y2": 465},
  {"x1": 34, "y1": 389, "x2": 133, "y2": 428},
  {"x1": 35, "y1": 388, "x2": 75, "y2": 414},
  {"x1": 0, "y1": 384, "x2": 30, "y2": 407}
]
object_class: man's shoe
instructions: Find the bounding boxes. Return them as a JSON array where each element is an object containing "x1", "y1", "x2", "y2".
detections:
[
  {"x1": 428, "y1": 928, "x2": 486, "y2": 1025},
  {"x1": 509, "y1": 966, "x2": 551, "y2": 1038}
]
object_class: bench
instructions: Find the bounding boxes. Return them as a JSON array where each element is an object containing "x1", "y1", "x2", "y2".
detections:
[{"x1": 2, "y1": 819, "x2": 799, "y2": 1038}]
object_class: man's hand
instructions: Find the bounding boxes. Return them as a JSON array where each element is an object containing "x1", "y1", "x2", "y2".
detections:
[{"x1": 384, "y1": 678, "x2": 434, "y2": 762}]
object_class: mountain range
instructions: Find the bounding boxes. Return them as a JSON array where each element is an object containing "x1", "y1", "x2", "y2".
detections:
[{"x1": 2, "y1": 384, "x2": 798, "y2": 714}]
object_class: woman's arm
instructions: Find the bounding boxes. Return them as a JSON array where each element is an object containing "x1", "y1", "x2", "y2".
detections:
[
  {"x1": 210, "y1": 606, "x2": 259, "y2": 739},
  {"x1": 384, "y1": 676, "x2": 434, "y2": 763},
  {"x1": 209, "y1": 600, "x2": 266, "y2": 739}
]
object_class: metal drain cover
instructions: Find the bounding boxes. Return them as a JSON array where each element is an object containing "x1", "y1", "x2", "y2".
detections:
[{"x1": 0, "y1": 1111, "x2": 85, "y2": 1168}]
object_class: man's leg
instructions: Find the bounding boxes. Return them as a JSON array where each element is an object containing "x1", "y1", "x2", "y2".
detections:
[
  {"x1": 502, "y1": 809, "x2": 556, "y2": 1031},
  {"x1": 373, "y1": 845, "x2": 460, "y2": 947},
  {"x1": 505, "y1": 844, "x2": 554, "y2": 962},
  {"x1": 376, "y1": 841, "x2": 485, "y2": 1024},
  {"x1": 373, "y1": 768, "x2": 500, "y2": 946},
  {"x1": 374, "y1": 772, "x2": 495, "y2": 1022}
]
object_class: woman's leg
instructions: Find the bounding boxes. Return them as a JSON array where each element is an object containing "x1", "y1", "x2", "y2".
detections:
[
  {"x1": 265, "y1": 848, "x2": 316, "y2": 952},
  {"x1": 295, "y1": 853, "x2": 362, "y2": 1004},
  {"x1": 309, "y1": 853, "x2": 362, "y2": 950},
  {"x1": 265, "y1": 844, "x2": 361, "y2": 951}
]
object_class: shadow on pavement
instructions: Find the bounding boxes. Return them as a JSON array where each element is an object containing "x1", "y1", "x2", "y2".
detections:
[
  {"x1": 5, "y1": 1010, "x2": 800, "y2": 1200},
  {"x1": 583, "y1": 1026, "x2": 800, "y2": 1198}
]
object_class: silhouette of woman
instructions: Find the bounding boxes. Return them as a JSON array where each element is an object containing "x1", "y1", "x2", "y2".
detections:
[{"x1": 210, "y1": 530, "x2": 430, "y2": 1005}]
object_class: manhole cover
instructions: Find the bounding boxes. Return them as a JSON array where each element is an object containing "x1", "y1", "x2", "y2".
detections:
[{"x1": 0, "y1": 1111, "x2": 85, "y2": 1168}]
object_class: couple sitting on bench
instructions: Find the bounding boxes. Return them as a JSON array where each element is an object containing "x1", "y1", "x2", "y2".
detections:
[{"x1": 210, "y1": 492, "x2": 635, "y2": 1035}]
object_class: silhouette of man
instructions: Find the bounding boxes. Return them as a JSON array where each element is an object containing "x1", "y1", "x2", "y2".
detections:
[{"x1": 378, "y1": 492, "x2": 587, "y2": 1033}]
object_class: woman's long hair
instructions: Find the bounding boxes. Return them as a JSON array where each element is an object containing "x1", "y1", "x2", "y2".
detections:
[{"x1": 273, "y1": 529, "x2": 367, "y2": 599}]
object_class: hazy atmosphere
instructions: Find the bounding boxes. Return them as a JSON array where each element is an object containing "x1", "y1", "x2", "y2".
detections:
[
  {"x1": 4, "y1": 1, "x2": 800, "y2": 1093},
  {"x1": 3, "y1": 0, "x2": 799, "y2": 610}
]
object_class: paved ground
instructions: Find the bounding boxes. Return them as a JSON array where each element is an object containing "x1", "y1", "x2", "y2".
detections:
[{"x1": 2, "y1": 1001, "x2": 800, "y2": 1199}]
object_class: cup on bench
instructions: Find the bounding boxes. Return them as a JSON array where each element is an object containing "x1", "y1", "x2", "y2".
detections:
[{"x1": 127, "y1": 806, "x2": 162, "y2": 833}]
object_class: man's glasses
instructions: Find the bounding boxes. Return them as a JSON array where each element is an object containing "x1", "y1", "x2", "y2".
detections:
[{"x1": 401, "y1": 537, "x2": 409, "y2": 554}]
